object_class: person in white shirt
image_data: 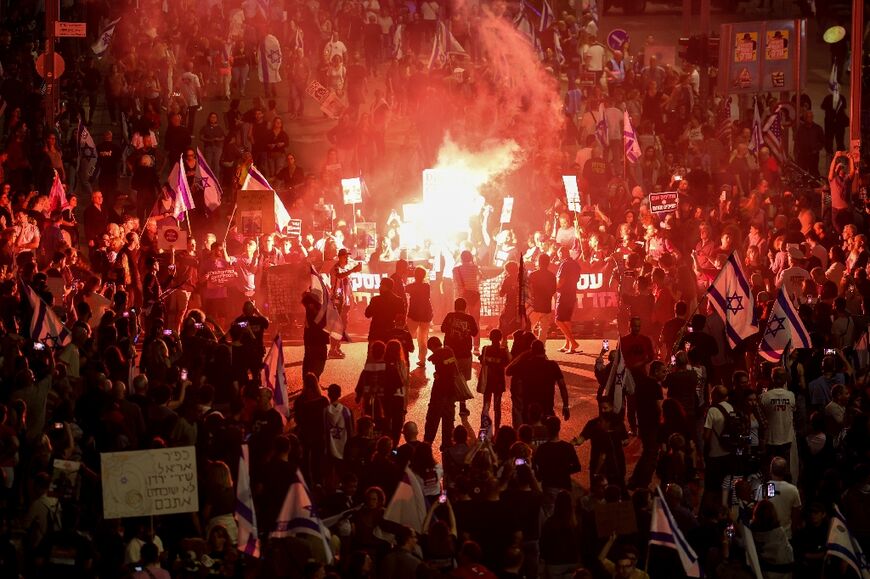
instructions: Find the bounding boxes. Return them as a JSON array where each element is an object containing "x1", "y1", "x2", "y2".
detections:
[
  {"x1": 760, "y1": 367, "x2": 796, "y2": 462},
  {"x1": 14, "y1": 211, "x2": 40, "y2": 252},
  {"x1": 582, "y1": 38, "x2": 606, "y2": 78},
  {"x1": 703, "y1": 385, "x2": 735, "y2": 493},
  {"x1": 756, "y1": 457, "x2": 802, "y2": 538},
  {"x1": 323, "y1": 32, "x2": 347, "y2": 64},
  {"x1": 178, "y1": 62, "x2": 202, "y2": 128},
  {"x1": 775, "y1": 247, "x2": 810, "y2": 299}
]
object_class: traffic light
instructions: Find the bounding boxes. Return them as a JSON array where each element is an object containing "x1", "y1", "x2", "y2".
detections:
[
  {"x1": 678, "y1": 36, "x2": 705, "y2": 66},
  {"x1": 707, "y1": 35, "x2": 720, "y2": 68}
]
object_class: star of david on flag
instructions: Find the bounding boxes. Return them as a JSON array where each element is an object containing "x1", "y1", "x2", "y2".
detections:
[
  {"x1": 708, "y1": 252, "x2": 758, "y2": 348},
  {"x1": 759, "y1": 288, "x2": 811, "y2": 363},
  {"x1": 604, "y1": 345, "x2": 634, "y2": 413}
]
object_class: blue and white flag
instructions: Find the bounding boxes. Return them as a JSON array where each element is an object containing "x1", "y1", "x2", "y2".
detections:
[
  {"x1": 383, "y1": 467, "x2": 427, "y2": 533},
  {"x1": 540, "y1": 0, "x2": 554, "y2": 33},
  {"x1": 604, "y1": 345, "x2": 635, "y2": 414},
  {"x1": 708, "y1": 252, "x2": 758, "y2": 348},
  {"x1": 623, "y1": 110, "x2": 641, "y2": 164},
  {"x1": 826, "y1": 505, "x2": 870, "y2": 578},
  {"x1": 235, "y1": 445, "x2": 260, "y2": 558},
  {"x1": 258, "y1": 34, "x2": 282, "y2": 85},
  {"x1": 241, "y1": 164, "x2": 291, "y2": 231},
  {"x1": 759, "y1": 287, "x2": 811, "y2": 363},
  {"x1": 21, "y1": 280, "x2": 71, "y2": 347},
  {"x1": 271, "y1": 470, "x2": 334, "y2": 563},
  {"x1": 749, "y1": 97, "x2": 763, "y2": 154},
  {"x1": 595, "y1": 103, "x2": 608, "y2": 149},
  {"x1": 651, "y1": 486, "x2": 701, "y2": 577},
  {"x1": 91, "y1": 16, "x2": 121, "y2": 57},
  {"x1": 195, "y1": 148, "x2": 222, "y2": 211},
  {"x1": 77, "y1": 119, "x2": 97, "y2": 177},
  {"x1": 309, "y1": 266, "x2": 347, "y2": 341},
  {"x1": 241, "y1": 163, "x2": 272, "y2": 191},
  {"x1": 830, "y1": 63, "x2": 840, "y2": 109},
  {"x1": 261, "y1": 334, "x2": 289, "y2": 421},
  {"x1": 168, "y1": 155, "x2": 195, "y2": 221}
]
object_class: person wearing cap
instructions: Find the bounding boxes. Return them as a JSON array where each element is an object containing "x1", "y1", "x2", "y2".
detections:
[
  {"x1": 775, "y1": 245, "x2": 810, "y2": 300},
  {"x1": 329, "y1": 248, "x2": 361, "y2": 358}
]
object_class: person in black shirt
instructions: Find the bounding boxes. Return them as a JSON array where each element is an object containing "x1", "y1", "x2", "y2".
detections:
[
  {"x1": 573, "y1": 400, "x2": 629, "y2": 488},
  {"x1": 96, "y1": 130, "x2": 121, "y2": 199},
  {"x1": 423, "y1": 337, "x2": 460, "y2": 450},
  {"x1": 533, "y1": 416, "x2": 581, "y2": 515},
  {"x1": 441, "y1": 297, "x2": 478, "y2": 417},
  {"x1": 528, "y1": 253, "x2": 557, "y2": 342},
  {"x1": 365, "y1": 277, "x2": 404, "y2": 343},
  {"x1": 628, "y1": 361, "x2": 665, "y2": 489},
  {"x1": 231, "y1": 300, "x2": 270, "y2": 378},
  {"x1": 142, "y1": 256, "x2": 163, "y2": 334}
]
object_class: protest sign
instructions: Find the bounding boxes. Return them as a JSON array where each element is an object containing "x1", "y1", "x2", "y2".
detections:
[
  {"x1": 237, "y1": 189, "x2": 276, "y2": 235},
  {"x1": 562, "y1": 176, "x2": 582, "y2": 212},
  {"x1": 500, "y1": 197, "x2": 514, "y2": 224},
  {"x1": 287, "y1": 218, "x2": 302, "y2": 238},
  {"x1": 157, "y1": 223, "x2": 188, "y2": 251},
  {"x1": 341, "y1": 177, "x2": 363, "y2": 205},
  {"x1": 594, "y1": 501, "x2": 638, "y2": 538},
  {"x1": 649, "y1": 191, "x2": 679, "y2": 214},
  {"x1": 101, "y1": 446, "x2": 199, "y2": 519}
]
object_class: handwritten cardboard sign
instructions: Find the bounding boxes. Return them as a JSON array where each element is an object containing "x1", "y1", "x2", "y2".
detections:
[{"x1": 101, "y1": 446, "x2": 199, "y2": 519}]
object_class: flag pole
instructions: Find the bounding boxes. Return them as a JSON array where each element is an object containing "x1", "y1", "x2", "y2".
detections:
[{"x1": 223, "y1": 202, "x2": 239, "y2": 244}]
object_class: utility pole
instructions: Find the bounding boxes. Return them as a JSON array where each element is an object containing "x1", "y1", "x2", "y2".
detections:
[
  {"x1": 682, "y1": 0, "x2": 692, "y2": 38},
  {"x1": 44, "y1": 0, "x2": 59, "y2": 126},
  {"x1": 850, "y1": 0, "x2": 863, "y2": 150}
]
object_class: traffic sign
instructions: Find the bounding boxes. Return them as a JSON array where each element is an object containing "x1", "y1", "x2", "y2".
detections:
[
  {"x1": 607, "y1": 29, "x2": 629, "y2": 51},
  {"x1": 55, "y1": 22, "x2": 87, "y2": 38},
  {"x1": 35, "y1": 52, "x2": 66, "y2": 78}
]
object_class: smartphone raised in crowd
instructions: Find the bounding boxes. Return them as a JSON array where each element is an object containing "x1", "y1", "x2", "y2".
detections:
[{"x1": 602, "y1": 339, "x2": 610, "y2": 351}]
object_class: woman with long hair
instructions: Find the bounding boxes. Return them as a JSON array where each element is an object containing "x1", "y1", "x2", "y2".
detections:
[
  {"x1": 750, "y1": 499, "x2": 794, "y2": 579},
  {"x1": 383, "y1": 339, "x2": 409, "y2": 443},
  {"x1": 409, "y1": 441, "x2": 443, "y2": 503},
  {"x1": 201, "y1": 461, "x2": 238, "y2": 545}
]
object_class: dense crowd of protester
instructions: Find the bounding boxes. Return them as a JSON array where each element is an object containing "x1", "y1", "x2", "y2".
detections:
[{"x1": 0, "y1": 0, "x2": 867, "y2": 578}]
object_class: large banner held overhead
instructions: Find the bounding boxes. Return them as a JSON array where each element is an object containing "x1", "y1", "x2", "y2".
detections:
[{"x1": 101, "y1": 447, "x2": 199, "y2": 518}]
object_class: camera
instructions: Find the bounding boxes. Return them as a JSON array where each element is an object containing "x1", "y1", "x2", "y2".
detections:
[
  {"x1": 602, "y1": 339, "x2": 609, "y2": 351},
  {"x1": 766, "y1": 482, "x2": 776, "y2": 498},
  {"x1": 33, "y1": 342, "x2": 46, "y2": 351},
  {"x1": 514, "y1": 458, "x2": 527, "y2": 466}
]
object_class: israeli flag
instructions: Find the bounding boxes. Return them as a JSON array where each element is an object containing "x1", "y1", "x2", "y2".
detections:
[
  {"x1": 759, "y1": 287, "x2": 811, "y2": 363},
  {"x1": 271, "y1": 470, "x2": 334, "y2": 563},
  {"x1": 826, "y1": 505, "x2": 870, "y2": 578},
  {"x1": 195, "y1": 148, "x2": 222, "y2": 211},
  {"x1": 623, "y1": 111, "x2": 642, "y2": 164},
  {"x1": 651, "y1": 486, "x2": 700, "y2": 577},
  {"x1": 261, "y1": 334, "x2": 289, "y2": 421},
  {"x1": 168, "y1": 154, "x2": 196, "y2": 221},
  {"x1": 235, "y1": 445, "x2": 260, "y2": 557},
  {"x1": 708, "y1": 252, "x2": 758, "y2": 348},
  {"x1": 91, "y1": 17, "x2": 121, "y2": 57}
]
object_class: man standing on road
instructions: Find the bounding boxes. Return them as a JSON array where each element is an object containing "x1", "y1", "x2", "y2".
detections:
[
  {"x1": 628, "y1": 361, "x2": 665, "y2": 489},
  {"x1": 442, "y1": 298, "x2": 478, "y2": 418},
  {"x1": 365, "y1": 277, "x2": 404, "y2": 343},
  {"x1": 423, "y1": 337, "x2": 460, "y2": 450},
  {"x1": 528, "y1": 253, "x2": 557, "y2": 343},
  {"x1": 506, "y1": 339, "x2": 569, "y2": 423},
  {"x1": 453, "y1": 250, "x2": 482, "y2": 353},
  {"x1": 619, "y1": 316, "x2": 656, "y2": 436},
  {"x1": 554, "y1": 246, "x2": 581, "y2": 353},
  {"x1": 330, "y1": 248, "x2": 362, "y2": 358}
]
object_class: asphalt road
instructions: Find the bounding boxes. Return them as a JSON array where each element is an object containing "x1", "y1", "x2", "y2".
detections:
[{"x1": 283, "y1": 335, "x2": 644, "y2": 483}]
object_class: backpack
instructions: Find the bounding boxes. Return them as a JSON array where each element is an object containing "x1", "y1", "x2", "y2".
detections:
[{"x1": 712, "y1": 403, "x2": 748, "y2": 453}]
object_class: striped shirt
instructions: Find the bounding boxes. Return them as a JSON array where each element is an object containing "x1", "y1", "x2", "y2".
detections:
[{"x1": 452, "y1": 263, "x2": 480, "y2": 294}]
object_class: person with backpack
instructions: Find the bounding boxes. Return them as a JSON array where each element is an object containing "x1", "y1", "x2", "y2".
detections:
[{"x1": 703, "y1": 385, "x2": 739, "y2": 497}]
